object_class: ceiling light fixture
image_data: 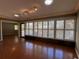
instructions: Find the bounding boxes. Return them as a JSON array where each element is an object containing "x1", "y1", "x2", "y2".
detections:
[
  {"x1": 29, "y1": 10, "x2": 35, "y2": 13},
  {"x1": 44, "y1": 0, "x2": 53, "y2": 5},
  {"x1": 33, "y1": 6, "x2": 38, "y2": 11},
  {"x1": 23, "y1": 6, "x2": 38, "y2": 14},
  {"x1": 23, "y1": 10, "x2": 29, "y2": 15},
  {"x1": 34, "y1": 8, "x2": 38, "y2": 11},
  {"x1": 14, "y1": 14, "x2": 19, "y2": 17}
]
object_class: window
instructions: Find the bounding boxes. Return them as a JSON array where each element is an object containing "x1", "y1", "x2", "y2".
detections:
[
  {"x1": 48, "y1": 20, "x2": 54, "y2": 38},
  {"x1": 49, "y1": 20, "x2": 54, "y2": 29},
  {"x1": 65, "y1": 20, "x2": 75, "y2": 29},
  {"x1": 21, "y1": 24, "x2": 25, "y2": 37},
  {"x1": 48, "y1": 30, "x2": 54, "y2": 38},
  {"x1": 38, "y1": 21, "x2": 42, "y2": 37},
  {"x1": 38, "y1": 22, "x2": 42, "y2": 29},
  {"x1": 65, "y1": 20, "x2": 75, "y2": 41},
  {"x1": 28, "y1": 22, "x2": 33, "y2": 29},
  {"x1": 55, "y1": 20, "x2": 64, "y2": 40},
  {"x1": 26, "y1": 23, "x2": 29, "y2": 29},
  {"x1": 65, "y1": 30, "x2": 74, "y2": 41},
  {"x1": 26, "y1": 23, "x2": 29, "y2": 35},
  {"x1": 34, "y1": 22, "x2": 37, "y2": 29},
  {"x1": 14, "y1": 25, "x2": 18, "y2": 30},
  {"x1": 28, "y1": 22, "x2": 33, "y2": 36},
  {"x1": 34, "y1": 29, "x2": 38, "y2": 36},
  {"x1": 56, "y1": 20, "x2": 64, "y2": 29},
  {"x1": 43, "y1": 30, "x2": 48, "y2": 37},
  {"x1": 38, "y1": 30, "x2": 42, "y2": 37},
  {"x1": 24, "y1": 17, "x2": 75, "y2": 42},
  {"x1": 42, "y1": 21, "x2": 48, "y2": 38},
  {"x1": 26, "y1": 30, "x2": 28, "y2": 35},
  {"x1": 29, "y1": 29, "x2": 33, "y2": 35},
  {"x1": 43, "y1": 21, "x2": 48, "y2": 29},
  {"x1": 34, "y1": 22, "x2": 38, "y2": 36},
  {"x1": 56, "y1": 30, "x2": 64, "y2": 39}
]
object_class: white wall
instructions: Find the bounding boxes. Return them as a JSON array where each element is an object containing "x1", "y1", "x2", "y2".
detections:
[{"x1": 76, "y1": 12, "x2": 79, "y2": 58}]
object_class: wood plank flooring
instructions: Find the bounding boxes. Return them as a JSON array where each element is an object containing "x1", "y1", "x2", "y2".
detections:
[{"x1": 0, "y1": 36, "x2": 77, "y2": 59}]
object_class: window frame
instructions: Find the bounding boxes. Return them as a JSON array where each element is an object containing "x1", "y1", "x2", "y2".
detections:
[{"x1": 23, "y1": 17, "x2": 76, "y2": 42}]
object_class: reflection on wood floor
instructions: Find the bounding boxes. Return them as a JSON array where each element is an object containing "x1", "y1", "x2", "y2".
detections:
[{"x1": 0, "y1": 36, "x2": 77, "y2": 59}]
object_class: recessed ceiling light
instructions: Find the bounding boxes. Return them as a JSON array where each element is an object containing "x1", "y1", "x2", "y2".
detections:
[
  {"x1": 29, "y1": 10, "x2": 35, "y2": 13},
  {"x1": 33, "y1": 7, "x2": 38, "y2": 11},
  {"x1": 44, "y1": 0, "x2": 53, "y2": 5},
  {"x1": 23, "y1": 11, "x2": 28, "y2": 15},
  {"x1": 34, "y1": 8, "x2": 38, "y2": 11},
  {"x1": 14, "y1": 14, "x2": 19, "y2": 17}
]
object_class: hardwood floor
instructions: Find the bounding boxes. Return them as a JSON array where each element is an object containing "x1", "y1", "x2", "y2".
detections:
[{"x1": 0, "y1": 36, "x2": 77, "y2": 59}]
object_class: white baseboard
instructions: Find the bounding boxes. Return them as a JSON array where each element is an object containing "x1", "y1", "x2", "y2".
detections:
[{"x1": 75, "y1": 48, "x2": 79, "y2": 59}]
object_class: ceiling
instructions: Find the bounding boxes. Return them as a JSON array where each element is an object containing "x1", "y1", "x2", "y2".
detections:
[{"x1": 0, "y1": 0, "x2": 79, "y2": 20}]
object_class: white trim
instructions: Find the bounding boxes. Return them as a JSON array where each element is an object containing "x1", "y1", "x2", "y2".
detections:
[{"x1": 75, "y1": 48, "x2": 79, "y2": 59}]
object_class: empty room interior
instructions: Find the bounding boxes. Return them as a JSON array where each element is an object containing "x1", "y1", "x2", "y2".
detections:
[{"x1": 0, "y1": 0, "x2": 79, "y2": 59}]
